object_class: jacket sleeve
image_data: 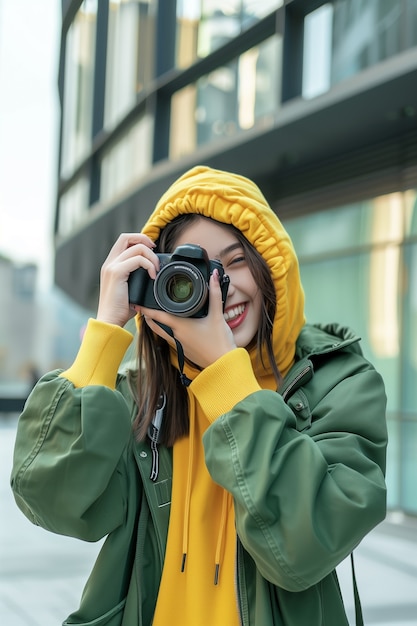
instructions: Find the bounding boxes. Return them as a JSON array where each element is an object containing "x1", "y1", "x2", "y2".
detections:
[
  {"x1": 10, "y1": 320, "x2": 135, "y2": 542},
  {"x1": 201, "y1": 349, "x2": 387, "y2": 591}
]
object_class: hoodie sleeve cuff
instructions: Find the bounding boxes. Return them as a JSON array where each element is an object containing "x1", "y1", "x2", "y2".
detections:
[
  {"x1": 190, "y1": 348, "x2": 261, "y2": 423},
  {"x1": 60, "y1": 318, "x2": 134, "y2": 389}
]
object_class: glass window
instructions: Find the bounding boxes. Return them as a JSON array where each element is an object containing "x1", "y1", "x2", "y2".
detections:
[
  {"x1": 285, "y1": 205, "x2": 367, "y2": 255},
  {"x1": 170, "y1": 34, "x2": 281, "y2": 159},
  {"x1": 331, "y1": 0, "x2": 404, "y2": 84},
  {"x1": 291, "y1": 250, "x2": 400, "y2": 410},
  {"x1": 104, "y1": 0, "x2": 156, "y2": 129},
  {"x1": 57, "y1": 177, "x2": 90, "y2": 237},
  {"x1": 283, "y1": 190, "x2": 417, "y2": 514},
  {"x1": 61, "y1": 0, "x2": 98, "y2": 178},
  {"x1": 385, "y1": 419, "x2": 400, "y2": 509},
  {"x1": 100, "y1": 114, "x2": 154, "y2": 205},
  {"x1": 405, "y1": 189, "x2": 417, "y2": 236},
  {"x1": 303, "y1": 3, "x2": 333, "y2": 99},
  {"x1": 285, "y1": 196, "x2": 405, "y2": 257},
  {"x1": 303, "y1": 0, "x2": 415, "y2": 98},
  {"x1": 402, "y1": 241, "x2": 417, "y2": 415},
  {"x1": 176, "y1": 0, "x2": 283, "y2": 67},
  {"x1": 402, "y1": 421, "x2": 417, "y2": 513},
  {"x1": 406, "y1": 0, "x2": 417, "y2": 47}
]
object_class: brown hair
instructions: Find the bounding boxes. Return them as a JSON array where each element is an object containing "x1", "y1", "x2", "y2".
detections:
[{"x1": 133, "y1": 214, "x2": 281, "y2": 446}]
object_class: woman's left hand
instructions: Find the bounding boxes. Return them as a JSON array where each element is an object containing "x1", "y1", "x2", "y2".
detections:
[{"x1": 134, "y1": 270, "x2": 236, "y2": 368}]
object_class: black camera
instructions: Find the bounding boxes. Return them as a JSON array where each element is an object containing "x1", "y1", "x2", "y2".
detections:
[{"x1": 128, "y1": 244, "x2": 230, "y2": 318}]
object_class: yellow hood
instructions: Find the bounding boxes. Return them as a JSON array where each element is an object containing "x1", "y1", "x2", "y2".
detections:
[{"x1": 142, "y1": 165, "x2": 305, "y2": 377}]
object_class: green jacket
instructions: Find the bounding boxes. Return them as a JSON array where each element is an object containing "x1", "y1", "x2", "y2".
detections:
[{"x1": 11, "y1": 323, "x2": 387, "y2": 626}]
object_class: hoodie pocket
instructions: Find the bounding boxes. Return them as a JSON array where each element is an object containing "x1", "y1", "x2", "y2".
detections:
[{"x1": 63, "y1": 599, "x2": 126, "y2": 626}]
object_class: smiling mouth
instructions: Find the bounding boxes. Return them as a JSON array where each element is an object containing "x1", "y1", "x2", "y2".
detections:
[{"x1": 224, "y1": 303, "x2": 246, "y2": 323}]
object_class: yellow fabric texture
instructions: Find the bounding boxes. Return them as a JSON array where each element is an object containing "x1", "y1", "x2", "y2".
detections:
[
  {"x1": 153, "y1": 348, "x2": 275, "y2": 626},
  {"x1": 144, "y1": 166, "x2": 306, "y2": 626},
  {"x1": 60, "y1": 318, "x2": 133, "y2": 389},
  {"x1": 190, "y1": 347, "x2": 276, "y2": 421},
  {"x1": 152, "y1": 384, "x2": 240, "y2": 626}
]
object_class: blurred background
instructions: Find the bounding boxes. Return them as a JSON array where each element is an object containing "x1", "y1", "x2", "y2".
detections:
[
  {"x1": 0, "y1": 0, "x2": 91, "y2": 404},
  {"x1": 1, "y1": 0, "x2": 417, "y2": 624}
]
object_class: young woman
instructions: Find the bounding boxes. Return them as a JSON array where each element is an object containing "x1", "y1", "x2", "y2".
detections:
[{"x1": 11, "y1": 166, "x2": 388, "y2": 626}]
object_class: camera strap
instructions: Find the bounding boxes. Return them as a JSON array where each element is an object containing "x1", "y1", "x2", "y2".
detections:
[
  {"x1": 154, "y1": 321, "x2": 192, "y2": 387},
  {"x1": 148, "y1": 393, "x2": 166, "y2": 482}
]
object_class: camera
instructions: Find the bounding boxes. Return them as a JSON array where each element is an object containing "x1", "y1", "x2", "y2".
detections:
[{"x1": 128, "y1": 243, "x2": 230, "y2": 318}]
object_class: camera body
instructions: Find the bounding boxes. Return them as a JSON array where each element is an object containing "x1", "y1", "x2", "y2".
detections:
[{"x1": 128, "y1": 243, "x2": 230, "y2": 318}]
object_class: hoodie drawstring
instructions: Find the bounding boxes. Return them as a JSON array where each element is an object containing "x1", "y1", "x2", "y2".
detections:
[
  {"x1": 180, "y1": 393, "x2": 230, "y2": 586},
  {"x1": 181, "y1": 396, "x2": 195, "y2": 572},
  {"x1": 214, "y1": 490, "x2": 229, "y2": 585}
]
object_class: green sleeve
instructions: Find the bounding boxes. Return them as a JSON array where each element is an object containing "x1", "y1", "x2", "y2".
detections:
[
  {"x1": 11, "y1": 371, "x2": 133, "y2": 541},
  {"x1": 203, "y1": 353, "x2": 387, "y2": 591}
]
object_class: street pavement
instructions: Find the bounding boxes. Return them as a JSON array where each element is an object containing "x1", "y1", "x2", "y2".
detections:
[{"x1": 1, "y1": 414, "x2": 417, "y2": 626}]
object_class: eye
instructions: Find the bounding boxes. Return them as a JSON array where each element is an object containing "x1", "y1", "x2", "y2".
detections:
[{"x1": 228, "y1": 254, "x2": 245, "y2": 266}]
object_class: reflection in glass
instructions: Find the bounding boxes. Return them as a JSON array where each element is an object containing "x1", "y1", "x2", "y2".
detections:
[
  {"x1": 402, "y1": 241, "x2": 417, "y2": 414},
  {"x1": 283, "y1": 190, "x2": 417, "y2": 513},
  {"x1": 385, "y1": 419, "x2": 400, "y2": 509},
  {"x1": 402, "y1": 421, "x2": 417, "y2": 513},
  {"x1": 400, "y1": 190, "x2": 417, "y2": 512},
  {"x1": 105, "y1": 0, "x2": 156, "y2": 129},
  {"x1": 405, "y1": 190, "x2": 417, "y2": 235},
  {"x1": 331, "y1": 0, "x2": 404, "y2": 84},
  {"x1": 368, "y1": 194, "x2": 403, "y2": 359},
  {"x1": 303, "y1": 0, "x2": 417, "y2": 99},
  {"x1": 100, "y1": 115, "x2": 154, "y2": 205},
  {"x1": 61, "y1": 0, "x2": 98, "y2": 177},
  {"x1": 58, "y1": 177, "x2": 90, "y2": 237},
  {"x1": 176, "y1": 0, "x2": 283, "y2": 67},
  {"x1": 303, "y1": 4, "x2": 333, "y2": 99},
  {"x1": 170, "y1": 35, "x2": 281, "y2": 159}
]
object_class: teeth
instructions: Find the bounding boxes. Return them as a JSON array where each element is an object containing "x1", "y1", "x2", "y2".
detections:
[{"x1": 224, "y1": 304, "x2": 245, "y2": 322}]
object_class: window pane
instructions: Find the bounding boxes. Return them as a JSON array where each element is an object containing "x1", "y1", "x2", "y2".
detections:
[
  {"x1": 332, "y1": 0, "x2": 406, "y2": 84},
  {"x1": 283, "y1": 191, "x2": 417, "y2": 513},
  {"x1": 61, "y1": 0, "x2": 97, "y2": 177},
  {"x1": 100, "y1": 115, "x2": 154, "y2": 205},
  {"x1": 104, "y1": 0, "x2": 156, "y2": 129},
  {"x1": 386, "y1": 418, "x2": 400, "y2": 509},
  {"x1": 286, "y1": 195, "x2": 405, "y2": 257},
  {"x1": 303, "y1": 3, "x2": 333, "y2": 99},
  {"x1": 405, "y1": 189, "x2": 417, "y2": 236},
  {"x1": 406, "y1": 0, "x2": 417, "y2": 47},
  {"x1": 292, "y1": 250, "x2": 400, "y2": 413},
  {"x1": 176, "y1": 0, "x2": 283, "y2": 67},
  {"x1": 402, "y1": 421, "x2": 417, "y2": 513},
  {"x1": 303, "y1": 1, "x2": 415, "y2": 98},
  {"x1": 402, "y1": 242, "x2": 417, "y2": 415},
  {"x1": 170, "y1": 34, "x2": 281, "y2": 159},
  {"x1": 285, "y1": 205, "x2": 368, "y2": 255},
  {"x1": 58, "y1": 177, "x2": 90, "y2": 237}
]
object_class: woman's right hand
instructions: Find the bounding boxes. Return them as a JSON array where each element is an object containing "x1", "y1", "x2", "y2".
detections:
[{"x1": 96, "y1": 233, "x2": 159, "y2": 327}]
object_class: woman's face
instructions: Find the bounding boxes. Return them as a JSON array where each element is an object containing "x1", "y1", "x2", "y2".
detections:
[{"x1": 173, "y1": 218, "x2": 262, "y2": 349}]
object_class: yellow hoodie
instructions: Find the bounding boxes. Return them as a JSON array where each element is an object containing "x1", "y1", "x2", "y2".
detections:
[
  {"x1": 62, "y1": 166, "x2": 305, "y2": 625},
  {"x1": 141, "y1": 166, "x2": 305, "y2": 625},
  {"x1": 142, "y1": 165, "x2": 305, "y2": 379}
]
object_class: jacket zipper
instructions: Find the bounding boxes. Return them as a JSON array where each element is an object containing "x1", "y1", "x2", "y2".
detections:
[
  {"x1": 281, "y1": 364, "x2": 312, "y2": 402},
  {"x1": 281, "y1": 332, "x2": 360, "y2": 403}
]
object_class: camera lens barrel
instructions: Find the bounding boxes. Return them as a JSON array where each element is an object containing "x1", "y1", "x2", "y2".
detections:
[{"x1": 153, "y1": 262, "x2": 208, "y2": 317}]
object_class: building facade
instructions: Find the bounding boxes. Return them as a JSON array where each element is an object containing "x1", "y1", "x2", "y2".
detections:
[{"x1": 56, "y1": 0, "x2": 417, "y2": 513}]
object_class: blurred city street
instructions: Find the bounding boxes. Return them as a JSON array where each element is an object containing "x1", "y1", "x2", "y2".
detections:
[{"x1": 1, "y1": 413, "x2": 417, "y2": 626}]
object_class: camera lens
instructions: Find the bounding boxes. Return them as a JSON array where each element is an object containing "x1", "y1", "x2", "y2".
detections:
[
  {"x1": 166, "y1": 275, "x2": 194, "y2": 303},
  {"x1": 153, "y1": 262, "x2": 207, "y2": 317}
]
